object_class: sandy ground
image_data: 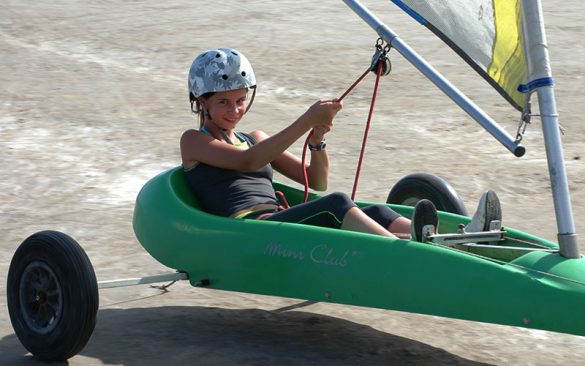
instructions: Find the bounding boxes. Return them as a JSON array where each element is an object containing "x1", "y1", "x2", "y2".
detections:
[{"x1": 1, "y1": 0, "x2": 585, "y2": 365}]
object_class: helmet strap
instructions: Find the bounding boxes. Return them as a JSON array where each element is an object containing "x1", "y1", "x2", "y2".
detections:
[{"x1": 245, "y1": 86, "x2": 257, "y2": 114}]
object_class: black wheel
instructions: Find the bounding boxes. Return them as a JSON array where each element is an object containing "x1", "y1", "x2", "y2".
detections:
[
  {"x1": 7, "y1": 230, "x2": 98, "y2": 361},
  {"x1": 387, "y1": 173, "x2": 468, "y2": 215}
]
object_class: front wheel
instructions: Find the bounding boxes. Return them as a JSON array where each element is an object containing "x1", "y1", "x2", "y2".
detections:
[
  {"x1": 7, "y1": 230, "x2": 98, "y2": 361},
  {"x1": 387, "y1": 173, "x2": 468, "y2": 215}
]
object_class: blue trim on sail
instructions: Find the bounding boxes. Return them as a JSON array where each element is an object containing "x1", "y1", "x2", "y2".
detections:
[
  {"x1": 389, "y1": 1, "x2": 427, "y2": 25},
  {"x1": 518, "y1": 77, "x2": 554, "y2": 93}
]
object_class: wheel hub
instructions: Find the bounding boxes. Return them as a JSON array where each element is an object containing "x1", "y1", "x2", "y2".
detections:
[
  {"x1": 19, "y1": 261, "x2": 63, "y2": 334},
  {"x1": 35, "y1": 290, "x2": 47, "y2": 304}
]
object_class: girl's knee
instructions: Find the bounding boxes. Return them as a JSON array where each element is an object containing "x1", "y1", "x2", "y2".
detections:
[
  {"x1": 323, "y1": 192, "x2": 356, "y2": 213},
  {"x1": 362, "y1": 204, "x2": 389, "y2": 217}
]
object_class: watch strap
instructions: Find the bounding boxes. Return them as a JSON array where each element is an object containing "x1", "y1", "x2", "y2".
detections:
[{"x1": 308, "y1": 140, "x2": 326, "y2": 151}]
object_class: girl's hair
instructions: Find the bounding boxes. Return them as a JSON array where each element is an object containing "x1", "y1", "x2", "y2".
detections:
[{"x1": 190, "y1": 92, "x2": 215, "y2": 128}]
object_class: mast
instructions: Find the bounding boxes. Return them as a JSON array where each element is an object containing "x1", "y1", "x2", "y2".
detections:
[{"x1": 521, "y1": 0, "x2": 580, "y2": 258}]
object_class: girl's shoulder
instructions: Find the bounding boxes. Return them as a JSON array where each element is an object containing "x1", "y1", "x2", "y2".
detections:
[
  {"x1": 180, "y1": 129, "x2": 211, "y2": 148},
  {"x1": 181, "y1": 128, "x2": 208, "y2": 139}
]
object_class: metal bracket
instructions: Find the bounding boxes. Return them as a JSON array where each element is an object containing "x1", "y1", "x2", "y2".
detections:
[
  {"x1": 429, "y1": 229, "x2": 505, "y2": 246},
  {"x1": 515, "y1": 101, "x2": 532, "y2": 143},
  {"x1": 370, "y1": 38, "x2": 392, "y2": 76}
]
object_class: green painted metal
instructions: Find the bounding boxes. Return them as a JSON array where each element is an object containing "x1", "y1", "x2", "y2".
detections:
[{"x1": 133, "y1": 167, "x2": 585, "y2": 336}]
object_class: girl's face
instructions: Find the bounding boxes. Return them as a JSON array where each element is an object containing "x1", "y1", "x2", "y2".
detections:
[{"x1": 201, "y1": 88, "x2": 248, "y2": 130}]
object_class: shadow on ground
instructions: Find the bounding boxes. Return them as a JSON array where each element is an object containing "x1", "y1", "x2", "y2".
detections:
[{"x1": 1, "y1": 306, "x2": 492, "y2": 366}]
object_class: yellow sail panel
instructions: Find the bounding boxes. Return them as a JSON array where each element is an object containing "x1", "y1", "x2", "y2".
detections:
[
  {"x1": 390, "y1": 0, "x2": 529, "y2": 111},
  {"x1": 489, "y1": 0, "x2": 526, "y2": 109}
]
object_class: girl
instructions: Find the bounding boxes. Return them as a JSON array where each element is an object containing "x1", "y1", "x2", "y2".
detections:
[{"x1": 180, "y1": 48, "x2": 498, "y2": 242}]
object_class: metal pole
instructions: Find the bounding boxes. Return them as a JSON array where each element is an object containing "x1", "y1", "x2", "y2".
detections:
[
  {"x1": 98, "y1": 271, "x2": 189, "y2": 289},
  {"x1": 342, "y1": 0, "x2": 526, "y2": 157},
  {"x1": 522, "y1": 0, "x2": 580, "y2": 258}
]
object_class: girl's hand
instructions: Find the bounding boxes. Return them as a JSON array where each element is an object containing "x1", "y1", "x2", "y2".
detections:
[{"x1": 305, "y1": 99, "x2": 343, "y2": 129}]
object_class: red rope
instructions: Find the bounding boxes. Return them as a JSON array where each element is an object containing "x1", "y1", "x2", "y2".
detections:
[
  {"x1": 301, "y1": 63, "x2": 383, "y2": 203},
  {"x1": 275, "y1": 190, "x2": 291, "y2": 209},
  {"x1": 301, "y1": 130, "x2": 313, "y2": 202},
  {"x1": 338, "y1": 67, "x2": 372, "y2": 102},
  {"x1": 351, "y1": 60, "x2": 383, "y2": 201}
]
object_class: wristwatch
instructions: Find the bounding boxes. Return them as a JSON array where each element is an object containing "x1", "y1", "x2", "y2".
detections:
[{"x1": 308, "y1": 140, "x2": 327, "y2": 151}]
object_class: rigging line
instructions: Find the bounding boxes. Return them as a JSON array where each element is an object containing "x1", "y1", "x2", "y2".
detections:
[
  {"x1": 301, "y1": 131, "x2": 313, "y2": 203},
  {"x1": 338, "y1": 66, "x2": 373, "y2": 101},
  {"x1": 351, "y1": 59, "x2": 384, "y2": 201}
]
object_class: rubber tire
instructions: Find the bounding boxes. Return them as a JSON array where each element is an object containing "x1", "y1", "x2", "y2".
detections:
[
  {"x1": 387, "y1": 173, "x2": 468, "y2": 215},
  {"x1": 7, "y1": 230, "x2": 98, "y2": 361}
]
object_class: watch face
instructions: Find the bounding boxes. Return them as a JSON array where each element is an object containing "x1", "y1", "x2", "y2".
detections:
[{"x1": 309, "y1": 141, "x2": 326, "y2": 151}]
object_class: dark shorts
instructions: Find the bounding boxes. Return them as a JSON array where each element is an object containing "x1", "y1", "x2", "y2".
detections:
[{"x1": 248, "y1": 192, "x2": 402, "y2": 229}]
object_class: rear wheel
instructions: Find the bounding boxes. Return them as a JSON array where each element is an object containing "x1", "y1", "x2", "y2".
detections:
[
  {"x1": 387, "y1": 173, "x2": 468, "y2": 215},
  {"x1": 7, "y1": 230, "x2": 98, "y2": 361}
]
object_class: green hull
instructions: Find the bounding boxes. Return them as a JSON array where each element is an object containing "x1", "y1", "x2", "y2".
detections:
[{"x1": 133, "y1": 167, "x2": 585, "y2": 336}]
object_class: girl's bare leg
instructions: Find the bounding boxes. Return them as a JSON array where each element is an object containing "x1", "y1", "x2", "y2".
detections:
[
  {"x1": 341, "y1": 207, "x2": 397, "y2": 238},
  {"x1": 388, "y1": 216, "x2": 412, "y2": 238}
]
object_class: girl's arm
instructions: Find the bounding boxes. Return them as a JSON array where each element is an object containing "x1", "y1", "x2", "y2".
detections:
[
  {"x1": 181, "y1": 99, "x2": 341, "y2": 173},
  {"x1": 251, "y1": 127, "x2": 329, "y2": 191}
]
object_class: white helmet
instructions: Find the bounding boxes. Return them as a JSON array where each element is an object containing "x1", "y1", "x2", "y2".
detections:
[{"x1": 188, "y1": 48, "x2": 256, "y2": 100}]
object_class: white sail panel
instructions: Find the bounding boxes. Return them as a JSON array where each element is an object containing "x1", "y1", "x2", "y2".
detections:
[{"x1": 391, "y1": 0, "x2": 527, "y2": 111}]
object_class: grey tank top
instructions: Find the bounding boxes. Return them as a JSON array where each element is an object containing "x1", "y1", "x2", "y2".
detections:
[{"x1": 184, "y1": 129, "x2": 279, "y2": 217}]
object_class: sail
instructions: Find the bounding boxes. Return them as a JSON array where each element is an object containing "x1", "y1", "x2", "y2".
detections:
[{"x1": 389, "y1": 0, "x2": 529, "y2": 112}]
